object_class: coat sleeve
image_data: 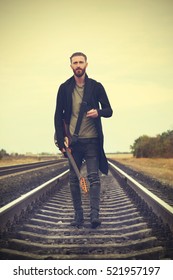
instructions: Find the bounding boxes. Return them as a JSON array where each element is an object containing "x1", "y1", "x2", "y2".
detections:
[
  {"x1": 96, "y1": 83, "x2": 113, "y2": 118},
  {"x1": 54, "y1": 84, "x2": 66, "y2": 150}
]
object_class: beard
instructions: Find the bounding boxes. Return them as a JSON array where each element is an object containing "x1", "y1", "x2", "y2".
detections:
[{"x1": 73, "y1": 67, "x2": 86, "y2": 77}]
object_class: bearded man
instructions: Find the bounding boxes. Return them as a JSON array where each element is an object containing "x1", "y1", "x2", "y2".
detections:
[{"x1": 54, "y1": 52, "x2": 113, "y2": 228}]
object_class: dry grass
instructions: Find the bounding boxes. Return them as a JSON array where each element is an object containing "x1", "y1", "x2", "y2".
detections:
[
  {"x1": 109, "y1": 154, "x2": 173, "y2": 188},
  {"x1": 0, "y1": 155, "x2": 58, "y2": 167}
]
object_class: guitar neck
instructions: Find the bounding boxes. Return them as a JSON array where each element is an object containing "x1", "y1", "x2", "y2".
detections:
[{"x1": 65, "y1": 148, "x2": 81, "y2": 179}]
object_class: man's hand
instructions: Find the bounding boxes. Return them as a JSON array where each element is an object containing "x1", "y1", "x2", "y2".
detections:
[
  {"x1": 60, "y1": 136, "x2": 70, "y2": 157},
  {"x1": 86, "y1": 109, "x2": 98, "y2": 118},
  {"x1": 64, "y1": 136, "x2": 69, "y2": 148}
]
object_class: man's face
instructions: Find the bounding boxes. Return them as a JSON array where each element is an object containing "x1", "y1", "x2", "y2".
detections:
[{"x1": 70, "y1": 56, "x2": 88, "y2": 77}]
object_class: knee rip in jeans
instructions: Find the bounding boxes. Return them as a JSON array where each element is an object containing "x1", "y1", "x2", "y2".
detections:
[{"x1": 87, "y1": 172, "x2": 100, "y2": 186}]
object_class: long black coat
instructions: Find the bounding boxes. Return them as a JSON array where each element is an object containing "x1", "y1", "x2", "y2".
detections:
[{"x1": 54, "y1": 75, "x2": 113, "y2": 174}]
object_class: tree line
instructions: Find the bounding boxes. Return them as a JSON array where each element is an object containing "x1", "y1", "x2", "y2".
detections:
[
  {"x1": 0, "y1": 149, "x2": 55, "y2": 159},
  {"x1": 130, "y1": 130, "x2": 173, "y2": 158}
]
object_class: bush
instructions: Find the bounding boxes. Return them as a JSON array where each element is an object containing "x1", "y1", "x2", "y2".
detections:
[
  {"x1": 0, "y1": 149, "x2": 9, "y2": 159},
  {"x1": 130, "y1": 130, "x2": 173, "y2": 158}
]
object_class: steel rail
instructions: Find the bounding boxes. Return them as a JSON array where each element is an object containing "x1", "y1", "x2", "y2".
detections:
[
  {"x1": 0, "y1": 159, "x2": 67, "y2": 176},
  {"x1": 108, "y1": 161, "x2": 173, "y2": 232},
  {"x1": 0, "y1": 169, "x2": 69, "y2": 231}
]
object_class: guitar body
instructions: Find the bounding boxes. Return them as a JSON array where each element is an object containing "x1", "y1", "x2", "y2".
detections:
[{"x1": 79, "y1": 177, "x2": 88, "y2": 194}]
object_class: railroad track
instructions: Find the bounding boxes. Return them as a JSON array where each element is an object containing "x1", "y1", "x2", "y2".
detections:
[
  {"x1": 0, "y1": 161, "x2": 173, "y2": 260},
  {"x1": 0, "y1": 159, "x2": 66, "y2": 177}
]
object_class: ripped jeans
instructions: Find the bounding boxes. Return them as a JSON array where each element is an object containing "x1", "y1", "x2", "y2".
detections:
[{"x1": 69, "y1": 138, "x2": 100, "y2": 214}]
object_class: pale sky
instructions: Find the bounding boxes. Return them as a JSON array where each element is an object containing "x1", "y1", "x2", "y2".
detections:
[{"x1": 1, "y1": 0, "x2": 173, "y2": 154}]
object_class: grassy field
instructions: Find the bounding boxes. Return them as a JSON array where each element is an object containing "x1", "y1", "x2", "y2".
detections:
[
  {"x1": 0, "y1": 155, "x2": 59, "y2": 167},
  {"x1": 109, "y1": 154, "x2": 173, "y2": 188}
]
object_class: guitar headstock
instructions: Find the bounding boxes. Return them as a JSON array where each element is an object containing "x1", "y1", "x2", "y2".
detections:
[{"x1": 79, "y1": 177, "x2": 88, "y2": 194}]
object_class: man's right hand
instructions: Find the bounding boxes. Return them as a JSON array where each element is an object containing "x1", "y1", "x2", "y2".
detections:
[
  {"x1": 60, "y1": 136, "x2": 70, "y2": 157},
  {"x1": 64, "y1": 136, "x2": 69, "y2": 148}
]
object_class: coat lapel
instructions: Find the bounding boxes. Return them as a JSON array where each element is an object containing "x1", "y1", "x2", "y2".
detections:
[
  {"x1": 84, "y1": 75, "x2": 95, "y2": 104},
  {"x1": 65, "y1": 76, "x2": 75, "y2": 104},
  {"x1": 64, "y1": 76, "x2": 75, "y2": 124}
]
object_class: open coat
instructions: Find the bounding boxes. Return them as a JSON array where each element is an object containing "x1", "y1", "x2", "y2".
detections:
[{"x1": 54, "y1": 75, "x2": 113, "y2": 175}]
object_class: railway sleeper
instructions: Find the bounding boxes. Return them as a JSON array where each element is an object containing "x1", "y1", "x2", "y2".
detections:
[
  {"x1": 15, "y1": 228, "x2": 154, "y2": 241},
  {"x1": 6, "y1": 236, "x2": 161, "y2": 255},
  {"x1": 0, "y1": 245, "x2": 165, "y2": 260}
]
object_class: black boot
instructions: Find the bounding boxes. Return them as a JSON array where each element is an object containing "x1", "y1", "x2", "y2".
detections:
[
  {"x1": 90, "y1": 184, "x2": 101, "y2": 228},
  {"x1": 70, "y1": 179, "x2": 84, "y2": 227},
  {"x1": 71, "y1": 209, "x2": 84, "y2": 227},
  {"x1": 90, "y1": 209, "x2": 101, "y2": 228}
]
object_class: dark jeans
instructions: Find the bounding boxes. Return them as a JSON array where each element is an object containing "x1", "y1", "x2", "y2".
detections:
[{"x1": 69, "y1": 138, "x2": 100, "y2": 213}]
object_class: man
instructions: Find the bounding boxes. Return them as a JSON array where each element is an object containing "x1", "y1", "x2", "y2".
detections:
[{"x1": 54, "y1": 52, "x2": 113, "y2": 228}]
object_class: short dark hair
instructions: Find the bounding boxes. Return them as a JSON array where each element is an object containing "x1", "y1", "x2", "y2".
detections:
[{"x1": 70, "y1": 52, "x2": 87, "y2": 63}]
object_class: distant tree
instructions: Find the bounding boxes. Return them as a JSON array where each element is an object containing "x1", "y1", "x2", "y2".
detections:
[
  {"x1": 130, "y1": 135, "x2": 150, "y2": 157},
  {"x1": 0, "y1": 149, "x2": 9, "y2": 159},
  {"x1": 130, "y1": 130, "x2": 173, "y2": 158},
  {"x1": 161, "y1": 130, "x2": 173, "y2": 157}
]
